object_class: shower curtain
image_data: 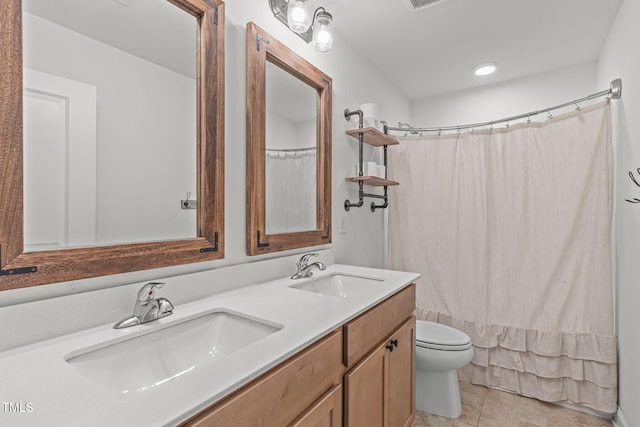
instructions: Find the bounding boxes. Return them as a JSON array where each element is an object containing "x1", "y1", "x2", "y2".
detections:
[
  {"x1": 389, "y1": 101, "x2": 617, "y2": 413},
  {"x1": 265, "y1": 150, "x2": 316, "y2": 234}
]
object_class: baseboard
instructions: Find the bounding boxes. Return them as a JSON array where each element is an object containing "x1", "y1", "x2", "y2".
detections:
[
  {"x1": 554, "y1": 401, "x2": 613, "y2": 420},
  {"x1": 613, "y1": 407, "x2": 630, "y2": 427}
]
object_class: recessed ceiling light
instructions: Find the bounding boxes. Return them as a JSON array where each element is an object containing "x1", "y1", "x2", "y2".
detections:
[{"x1": 474, "y1": 63, "x2": 497, "y2": 76}]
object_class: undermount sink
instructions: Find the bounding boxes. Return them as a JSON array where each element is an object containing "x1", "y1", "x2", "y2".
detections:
[
  {"x1": 290, "y1": 273, "x2": 384, "y2": 298},
  {"x1": 64, "y1": 310, "x2": 282, "y2": 394}
]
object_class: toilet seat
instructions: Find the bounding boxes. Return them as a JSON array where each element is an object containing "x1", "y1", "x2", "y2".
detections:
[{"x1": 416, "y1": 321, "x2": 472, "y2": 351}]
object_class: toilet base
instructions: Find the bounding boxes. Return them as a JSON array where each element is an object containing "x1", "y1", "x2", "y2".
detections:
[{"x1": 415, "y1": 368, "x2": 462, "y2": 418}]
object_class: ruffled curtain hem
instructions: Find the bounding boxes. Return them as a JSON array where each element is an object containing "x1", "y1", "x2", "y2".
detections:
[{"x1": 417, "y1": 309, "x2": 618, "y2": 414}]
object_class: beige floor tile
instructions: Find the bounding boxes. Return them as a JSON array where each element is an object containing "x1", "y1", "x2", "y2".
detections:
[
  {"x1": 478, "y1": 396, "x2": 549, "y2": 427},
  {"x1": 412, "y1": 410, "x2": 476, "y2": 427},
  {"x1": 483, "y1": 389, "x2": 612, "y2": 427},
  {"x1": 412, "y1": 382, "x2": 612, "y2": 427},
  {"x1": 458, "y1": 382, "x2": 489, "y2": 426},
  {"x1": 459, "y1": 382, "x2": 491, "y2": 400},
  {"x1": 545, "y1": 410, "x2": 613, "y2": 427}
]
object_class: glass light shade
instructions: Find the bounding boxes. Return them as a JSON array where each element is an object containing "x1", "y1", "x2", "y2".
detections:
[
  {"x1": 287, "y1": 0, "x2": 313, "y2": 33},
  {"x1": 313, "y1": 12, "x2": 333, "y2": 52}
]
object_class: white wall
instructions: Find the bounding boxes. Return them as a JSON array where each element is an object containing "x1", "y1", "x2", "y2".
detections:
[
  {"x1": 0, "y1": 2, "x2": 410, "y2": 307},
  {"x1": 266, "y1": 111, "x2": 298, "y2": 149},
  {"x1": 597, "y1": 1, "x2": 640, "y2": 424},
  {"x1": 296, "y1": 119, "x2": 316, "y2": 150},
  {"x1": 411, "y1": 62, "x2": 598, "y2": 127},
  {"x1": 23, "y1": 12, "x2": 197, "y2": 245}
]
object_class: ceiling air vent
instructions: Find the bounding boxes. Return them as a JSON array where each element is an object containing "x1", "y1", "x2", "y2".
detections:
[{"x1": 404, "y1": 0, "x2": 451, "y2": 12}]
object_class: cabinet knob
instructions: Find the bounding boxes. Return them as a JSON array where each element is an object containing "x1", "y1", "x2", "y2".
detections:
[
  {"x1": 386, "y1": 343, "x2": 395, "y2": 352},
  {"x1": 391, "y1": 339, "x2": 398, "y2": 348}
]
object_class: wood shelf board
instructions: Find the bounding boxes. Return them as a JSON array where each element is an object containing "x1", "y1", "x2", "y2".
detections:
[
  {"x1": 346, "y1": 176, "x2": 400, "y2": 187},
  {"x1": 346, "y1": 128, "x2": 400, "y2": 147}
]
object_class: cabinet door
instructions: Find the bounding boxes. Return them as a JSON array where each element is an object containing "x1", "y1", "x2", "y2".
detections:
[
  {"x1": 344, "y1": 316, "x2": 416, "y2": 427},
  {"x1": 388, "y1": 317, "x2": 416, "y2": 427},
  {"x1": 289, "y1": 384, "x2": 342, "y2": 427},
  {"x1": 344, "y1": 343, "x2": 389, "y2": 427}
]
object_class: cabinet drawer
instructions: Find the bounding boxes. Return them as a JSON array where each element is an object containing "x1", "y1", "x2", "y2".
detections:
[
  {"x1": 343, "y1": 284, "x2": 415, "y2": 368},
  {"x1": 182, "y1": 329, "x2": 343, "y2": 427}
]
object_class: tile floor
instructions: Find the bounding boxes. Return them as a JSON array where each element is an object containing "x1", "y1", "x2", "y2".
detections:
[{"x1": 412, "y1": 382, "x2": 613, "y2": 427}]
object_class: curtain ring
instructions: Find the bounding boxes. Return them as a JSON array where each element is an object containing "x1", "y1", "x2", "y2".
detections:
[
  {"x1": 398, "y1": 122, "x2": 411, "y2": 137},
  {"x1": 546, "y1": 109, "x2": 553, "y2": 120},
  {"x1": 574, "y1": 101, "x2": 581, "y2": 111}
]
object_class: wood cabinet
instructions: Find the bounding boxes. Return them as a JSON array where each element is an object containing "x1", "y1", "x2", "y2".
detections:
[
  {"x1": 344, "y1": 339, "x2": 387, "y2": 427},
  {"x1": 181, "y1": 284, "x2": 416, "y2": 427},
  {"x1": 387, "y1": 318, "x2": 416, "y2": 427},
  {"x1": 181, "y1": 329, "x2": 343, "y2": 427},
  {"x1": 289, "y1": 384, "x2": 342, "y2": 427},
  {"x1": 343, "y1": 285, "x2": 415, "y2": 367},
  {"x1": 344, "y1": 317, "x2": 416, "y2": 427}
]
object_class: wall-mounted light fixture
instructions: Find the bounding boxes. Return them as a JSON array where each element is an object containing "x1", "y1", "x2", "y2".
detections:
[{"x1": 269, "y1": 0, "x2": 334, "y2": 52}]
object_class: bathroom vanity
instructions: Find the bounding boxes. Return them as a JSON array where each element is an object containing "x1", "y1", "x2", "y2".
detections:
[
  {"x1": 0, "y1": 264, "x2": 419, "y2": 427},
  {"x1": 182, "y1": 284, "x2": 416, "y2": 427}
]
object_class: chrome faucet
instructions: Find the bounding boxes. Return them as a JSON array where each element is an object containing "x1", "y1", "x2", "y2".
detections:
[
  {"x1": 113, "y1": 282, "x2": 174, "y2": 329},
  {"x1": 291, "y1": 253, "x2": 326, "y2": 279}
]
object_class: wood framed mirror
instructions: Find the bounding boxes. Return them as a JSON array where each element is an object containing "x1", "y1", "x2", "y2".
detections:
[
  {"x1": 246, "y1": 22, "x2": 332, "y2": 256},
  {"x1": 0, "y1": 0, "x2": 225, "y2": 291}
]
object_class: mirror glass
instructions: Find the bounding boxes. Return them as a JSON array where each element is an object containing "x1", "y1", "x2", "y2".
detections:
[
  {"x1": 22, "y1": 0, "x2": 197, "y2": 251},
  {"x1": 265, "y1": 61, "x2": 317, "y2": 234}
]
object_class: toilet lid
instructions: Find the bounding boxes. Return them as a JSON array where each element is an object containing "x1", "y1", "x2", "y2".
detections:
[{"x1": 416, "y1": 321, "x2": 471, "y2": 350}]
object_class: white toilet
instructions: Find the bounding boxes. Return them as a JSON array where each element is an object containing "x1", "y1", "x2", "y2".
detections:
[{"x1": 415, "y1": 320, "x2": 474, "y2": 418}]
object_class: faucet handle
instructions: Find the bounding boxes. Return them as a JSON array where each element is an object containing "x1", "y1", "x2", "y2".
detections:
[
  {"x1": 299, "y1": 253, "x2": 319, "y2": 267},
  {"x1": 157, "y1": 298, "x2": 174, "y2": 318},
  {"x1": 136, "y1": 282, "x2": 164, "y2": 303}
]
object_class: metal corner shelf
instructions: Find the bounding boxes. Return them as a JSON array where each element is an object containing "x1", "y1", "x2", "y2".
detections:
[{"x1": 344, "y1": 108, "x2": 400, "y2": 212}]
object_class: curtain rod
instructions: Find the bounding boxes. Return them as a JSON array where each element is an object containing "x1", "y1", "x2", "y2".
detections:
[{"x1": 385, "y1": 78, "x2": 622, "y2": 134}]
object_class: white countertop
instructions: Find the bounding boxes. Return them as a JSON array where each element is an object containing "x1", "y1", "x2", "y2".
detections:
[{"x1": 0, "y1": 264, "x2": 419, "y2": 426}]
